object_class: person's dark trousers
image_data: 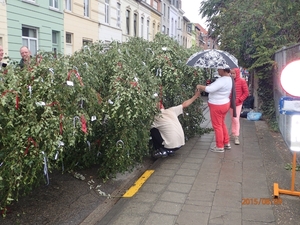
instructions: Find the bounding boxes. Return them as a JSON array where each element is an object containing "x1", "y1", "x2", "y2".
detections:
[{"x1": 150, "y1": 128, "x2": 164, "y2": 150}]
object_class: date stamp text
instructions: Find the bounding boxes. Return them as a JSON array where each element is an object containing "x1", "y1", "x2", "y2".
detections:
[{"x1": 242, "y1": 198, "x2": 282, "y2": 205}]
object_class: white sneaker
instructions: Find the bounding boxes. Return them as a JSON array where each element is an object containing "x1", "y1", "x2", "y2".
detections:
[
  {"x1": 210, "y1": 146, "x2": 225, "y2": 153},
  {"x1": 224, "y1": 144, "x2": 231, "y2": 150},
  {"x1": 234, "y1": 136, "x2": 240, "y2": 145}
]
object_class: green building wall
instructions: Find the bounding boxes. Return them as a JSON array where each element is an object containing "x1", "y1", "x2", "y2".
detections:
[{"x1": 6, "y1": 1, "x2": 64, "y2": 61}]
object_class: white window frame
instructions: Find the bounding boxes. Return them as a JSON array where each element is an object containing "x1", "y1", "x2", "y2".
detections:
[
  {"x1": 134, "y1": 13, "x2": 138, "y2": 37},
  {"x1": 147, "y1": 20, "x2": 149, "y2": 40},
  {"x1": 152, "y1": 22, "x2": 155, "y2": 38},
  {"x1": 49, "y1": 0, "x2": 59, "y2": 9},
  {"x1": 83, "y1": 38, "x2": 92, "y2": 47},
  {"x1": 52, "y1": 30, "x2": 59, "y2": 57},
  {"x1": 65, "y1": 0, "x2": 71, "y2": 11},
  {"x1": 153, "y1": 0, "x2": 158, "y2": 10},
  {"x1": 105, "y1": 0, "x2": 110, "y2": 24},
  {"x1": 52, "y1": 31, "x2": 58, "y2": 45},
  {"x1": 23, "y1": 0, "x2": 36, "y2": 3},
  {"x1": 22, "y1": 26, "x2": 38, "y2": 56},
  {"x1": 140, "y1": 17, "x2": 144, "y2": 38},
  {"x1": 84, "y1": 0, "x2": 90, "y2": 17},
  {"x1": 66, "y1": 32, "x2": 72, "y2": 44},
  {"x1": 126, "y1": 10, "x2": 130, "y2": 35},
  {"x1": 116, "y1": 2, "x2": 121, "y2": 28},
  {"x1": 65, "y1": 32, "x2": 73, "y2": 55}
]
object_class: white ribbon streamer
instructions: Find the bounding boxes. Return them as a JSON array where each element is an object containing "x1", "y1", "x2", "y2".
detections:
[
  {"x1": 28, "y1": 85, "x2": 32, "y2": 98},
  {"x1": 41, "y1": 151, "x2": 49, "y2": 185}
]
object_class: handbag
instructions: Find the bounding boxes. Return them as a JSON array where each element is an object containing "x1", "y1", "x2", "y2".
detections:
[{"x1": 230, "y1": 77, "x2": 237, "y2": 117}]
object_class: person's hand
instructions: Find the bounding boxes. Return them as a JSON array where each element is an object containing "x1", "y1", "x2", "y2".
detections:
[
  {"x1": 195, "y1": 88, "x2": 201, "y2": 97},
  {"x1": 196, "y1": 85, "x2": 205, "y2": 91}
]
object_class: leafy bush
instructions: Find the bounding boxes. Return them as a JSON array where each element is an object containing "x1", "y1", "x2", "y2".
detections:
[{"x1": 0, "y1": 34, "x2": 207, "y2": 212}]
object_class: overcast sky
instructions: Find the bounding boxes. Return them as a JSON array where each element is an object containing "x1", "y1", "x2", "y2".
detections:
[{"x1": 181, "y1": 0, "x2": 207, "y2": 29}]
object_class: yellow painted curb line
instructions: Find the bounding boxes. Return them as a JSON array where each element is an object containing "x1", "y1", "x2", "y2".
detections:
[{"x1": 122, "y1": 170, "x2": 155, "y2": 198}]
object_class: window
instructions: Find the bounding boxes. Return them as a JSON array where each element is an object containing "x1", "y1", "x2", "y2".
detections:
[
  {"x1": 157, "y1": 25, "x2": 160, "y2": 34},
  {"x1": 65, "y1": 0, "x2": 71, "y2": 11},
  {"x1": 162, "y1": 25, "x2": 165, "y2": 34},
  {"x1": 152, "y1": 23, "x2": 155, "y2": 37},
  {"x1": 83, "y1": 39, "x2": 92, "y2": 46},
  {"x1": 105, "y1": 0, "x2": 109, "y2": 24},
  {"x1": 168, "y1": 7, "x2": 170, "y2": 19},
  {"x1": 147, "y1": 20, "x2": 149, "y2": 40},
  {"x1": 175, "y1": 20, "x2": 177, "y2": 37},
  {"x1": 22, "y1": 26, "x2": 38, "y2": 55},
  {"x1": 171, "y1": 18, "x2": 173, "y2": 37},
  {"x1": 187, "y1": 24, "x2": 191, "y2": 33},
  {"x1": 126, "y1": 10, "x2": 130, "y2": 35},
  {"x1": 153, "y1": 0, "x2": 157, "y2": 10},
  {"x1": 66, "y1": 33, "x2": 72, "y2": 44},
  {"x1": 52, "y1": 31, "x2": 58, "y2": 44},
  {"x1": 49, "y1": 0, "x2": 59, "y2": 9},
  {"x1": 52, "y1": 31, "x2": 59, "y2": 58},
  {"x1": 116, "y1": 2, "x2": 121, "y2": 27},
  {"x1": 163, "y1": 4, "x2": 166, "y2": 18},
  {"x1": 65, "y1": 32, "x2": 73, "y2": 55},
  {"x1": 84, "y1": 0, "x2": 89, "y2": 17},
  {"x1": 134, "y1": 13, "x2": 138, "y2": 37},
  {"x1": 140, "y1": 17, "x2": 144, "y2": 38}
]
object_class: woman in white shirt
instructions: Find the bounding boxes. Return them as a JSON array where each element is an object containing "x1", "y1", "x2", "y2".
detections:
[{"x1": 197, "y1": 67, "x2": 232, "y2": 153}]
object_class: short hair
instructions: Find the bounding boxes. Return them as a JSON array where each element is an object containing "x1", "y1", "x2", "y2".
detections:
[
  {"x1": 20, "y1": 46, "x2": 29, "y2": 51},
  {"x1": 224, "y1": 68, "x2": 231, "y2": 73}
]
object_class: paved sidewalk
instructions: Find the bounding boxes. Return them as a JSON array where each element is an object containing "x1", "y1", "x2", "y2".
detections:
[{"x1": 82, "y1": 104, "x2": 280, "y2": 225}]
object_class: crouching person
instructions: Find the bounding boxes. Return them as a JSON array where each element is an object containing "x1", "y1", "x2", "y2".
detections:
[{"x1": 150, "y1": 89, "x2": 201, "y2": 158}]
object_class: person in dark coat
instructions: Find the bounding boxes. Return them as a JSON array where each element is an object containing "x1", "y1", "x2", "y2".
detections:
[{"x1": 19, "y1": 46, "x2": 32, "y2": 68}]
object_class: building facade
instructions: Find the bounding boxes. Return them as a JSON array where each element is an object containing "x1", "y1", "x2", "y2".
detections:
[
  {"x1": 64, "y1": 0, "x2": 99, "y2": 55},
  {"x1": 98, "y1": 0, "x2": 122, "y2": 43},
  {"x1": 1, "y1": 0, "x2": 210, "y2": 58},
  {"x1": 0, "y1": 0, "x2": 8, "y2": 61},
  {"x1": 182, "y1": 16, "x2": 192, "y2": 48},
  {"x1": 6, "y1": 0, "x2": 64, "y2": 60}
]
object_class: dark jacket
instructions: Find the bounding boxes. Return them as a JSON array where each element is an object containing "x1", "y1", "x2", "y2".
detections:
[{"x1": 19, "y1": 56, "x2": 32, "y2": 69}]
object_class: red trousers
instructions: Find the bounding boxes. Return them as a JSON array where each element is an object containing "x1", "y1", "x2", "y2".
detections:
[{"x1": 208, "y1": 102, "x2": 230, "y2": 148}]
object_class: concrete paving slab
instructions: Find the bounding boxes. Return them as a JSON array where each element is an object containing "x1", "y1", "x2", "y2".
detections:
[{"x1": 94, "y1": 106, "x2": 300, "y2": 225}]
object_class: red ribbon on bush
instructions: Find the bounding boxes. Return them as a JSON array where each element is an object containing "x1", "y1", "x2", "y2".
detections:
[
  {"x1": 1, "y1": 90, "x2": 19, "y2": 109},
  {"x1": 67, "y1": 70, "x2": 84, "y2": 86},
  {"x1": 59, "y1": 114, "x2": 63, "y2": 134},
  {"x1": 24, "y1": 137, "x2": 37, "y2": 155},
  {"x1": 80, "y1": 115, "x2": 87, "y2": 134}
]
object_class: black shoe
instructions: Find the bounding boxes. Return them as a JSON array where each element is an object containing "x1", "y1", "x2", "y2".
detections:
[
  {"x1": 166, "y1": 150, "x2": 175, "y2": 156},
  {"x1": 152, "y1": 149, "x2": 168, "y2": 158}
]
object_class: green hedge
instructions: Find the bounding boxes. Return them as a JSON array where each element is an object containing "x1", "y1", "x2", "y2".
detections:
[{"x1": 0, "y1": 34, "x2": 208, "y2": 212}]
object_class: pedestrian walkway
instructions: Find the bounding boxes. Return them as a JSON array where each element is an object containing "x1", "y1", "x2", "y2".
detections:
[{"x1": 81, "y1": 106, "x2": 278, "y2": 225}]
